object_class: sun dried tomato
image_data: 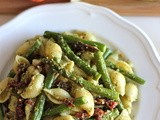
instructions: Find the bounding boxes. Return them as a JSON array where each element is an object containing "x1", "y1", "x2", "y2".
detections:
[
  {"x1": 93, "y1": 108, "x2": 105, "y2": 120},
  {"x1": 74, "y1": 111, "x2": 89, "y2": 120},
  {"x1": 63, "y1": 98, "x2": 74, "y2": 107},
  {"x1": 16, "y1": 98, "x2": 25, "y2": 119},
  {"x1": 25, "y1": 99, "x2": 35, "y2": 106},
  {"x1": 105, "y1": 100, "x2": 118, "y2": 110}
]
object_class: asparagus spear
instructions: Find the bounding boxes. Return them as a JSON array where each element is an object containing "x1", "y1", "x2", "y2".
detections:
[
  {"x1": 75, "y1": 76, "x2": 119, "y2": 100},
  {"x1": 103, "y1": 48, "x2": 112, "y2": 59},
  {"x1": 30, "y1": 71, "x2": 59, "y2": 120},
  {"x1": 7, "y1": 39, "x2": 42, "y2": 79},
  {"x1": 30, "y1": 94, "x2": 46, "y2": 120},
  {"x1": 43, "y1": 97, "x2": 87, "y2": 117},
  {"x1": 47, "y1": 34, "x2": 101, "y2": 80},
  {"x1": 7, "y1": 69, "x2": 15, "y2": 78},
  {"x1": 105, "y1": 61, "x2": 145, "y2": 84},
  {"x1": 25, "y1": 39, "x2": 42, "y2": 59},
  {"x1": 95, "y1": 51, "x2": 113, "y2": 89},
  {"x1": 102, "y1": 108, "x2": 119, "y2": 120},
  {"x1": 43, "y1": 31, "x2": 106, "y2": 53},
  {"x1": 81, "y1": 108, "x2": 119, "y2": 120},
  {"x1": 42, "y1": 58, "x2": 119, "y2": 100},
  {"x1": 95, "y1": 51, "x2": 125, "y2": 111}
]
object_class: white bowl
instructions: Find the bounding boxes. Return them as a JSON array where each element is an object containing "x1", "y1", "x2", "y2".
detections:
[{"x1": 0, "y1": 2, "x2": 160, "y2": 120}]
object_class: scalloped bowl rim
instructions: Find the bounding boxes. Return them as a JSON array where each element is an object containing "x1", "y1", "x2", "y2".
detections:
[{"x1": 0, "y1": 2, "x2": 160, "y2": 120}]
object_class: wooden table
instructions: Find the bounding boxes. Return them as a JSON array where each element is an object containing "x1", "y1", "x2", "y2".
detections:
[
  {"x1": 0, "y1": 0, "x2": 69, "y2": 14},
  {"x1": 0, "y1": 0, "x2": 160, "y2": 16},
  {"x1": 0, "y1": 0, "x2": 160, "y2": 15},
  {"x1": 82, "y1": 0, "x2": 160, "y2": 16}
]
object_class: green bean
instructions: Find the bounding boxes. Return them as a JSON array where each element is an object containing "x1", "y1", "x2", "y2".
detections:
[
  {"x1": 30, "y1": 71, "x2": 58, "y2": 120},
  {"x1": 51, "y1": 35, "x2": 101, "y2": 80},
  {"x1": 25, "y1": 39, "x2": 42, "y2": 59},
  {"x1": 103, "y1": 48, "x2": 112, "y2": 59},
  {"x1": 95, "y1": 51, "x2": 113, "y2": 89},
  {"x1": 105, "y1": 61, "x2": 145, "y2": 84},
  {"x1": 42, "y1": 58, "x2": 119, "y2": 100},
  {"x1": 0, "y1": 104, "x2": 4, "y2": 120},
  {"x1": 43, "y1": 31, "x2": 107, "y2": 52},
  {"x1": 43, "y1": 97, "x2": 87, "y2": 117}
]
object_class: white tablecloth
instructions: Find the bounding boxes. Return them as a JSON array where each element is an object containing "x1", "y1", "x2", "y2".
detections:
[{"x1": 0, "y1": 15, "x2": 160, "y2": 56}]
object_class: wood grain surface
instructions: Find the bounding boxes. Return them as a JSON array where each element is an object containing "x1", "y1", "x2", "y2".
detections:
[
  {"x1": 0, "y1": 0, "x2": 69, "y2": 14},
  {"x1": 82, "y1": 0, "x2": 160, "y2": 16},
  {"x1": 0, "y1": 0, "x2": 160, "y2": 15}
]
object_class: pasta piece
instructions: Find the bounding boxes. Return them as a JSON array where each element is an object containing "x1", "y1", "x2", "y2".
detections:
[
  {"x1": 8, "y1": 96, "x2": 17, "y2": 112},
  {"x1": 73, "y1": 65, "x2": 87, "y2": 78},
  {"x1": 21, "y1": 74, "x2": 44, "y2": 99},
  {"x1": 0, "y1": 78, "x2": 9, "y2": 94},
  {"x1": 107, "y1": 51, "x2": 119, "y2": 63},
  {"x1": 62, "y1": 61, "x2": 74, "y2": 73},
  {"x1": 121, "y1": 96, "x2": 132, "y2": 114},
  {"x1": 32, "y1": 59, "x2": 41, "y2": 66},
  {"x1": 0, "y1": 87, "x2": 12, "y2": 103},
  {"x1": 38, "y1": 37, "x2": 48, "y2": 57},
  {"x1": 110, "y1": 70, "x2": 126, "y2": 96},
  {"x1": 115, "y1": 109, "x2": 131, "y2": 120},
  {"x1": 53, "y1": 115, "x2": 74, "y2": 120},
  {"x1": 81, "y1": 51, "x2": 94, "y2": 64},
  {"x1": 4, "y1": 111, "x2": 16, "y2": 120},
  {"x1": 25, "y1": 100, "x2": 35, "y2": 120},
  {"x1": 74, "y1": 87, "x2": 94, "y2": 116},
  {"x1": 44, "y1": 40, "x2": 62, "y2": 62},
  {"x1": 26, "y1": 66, "x2": 39, "y2": 77},
  {"x1": 116, "y1": 60, "x2": 133, "y2": 73},
  {"x1": 16, "y1": 39, "x2": 35, "y2": 56},
  {"x1": 0, "y1": 78, "x2": 12, "y2": 103},
  {"x1": 13, "y1": 55, "x2": 30, "y2": 73},
  {"x1": 73, "y1": 30, "x2": 97, "y2": 41},
  {"x1": 43, "y1": 88, "x2": 71, "y2": 104},
  {"x1": 125, "y1": 82, "x2": 138, "y2": 102}
]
